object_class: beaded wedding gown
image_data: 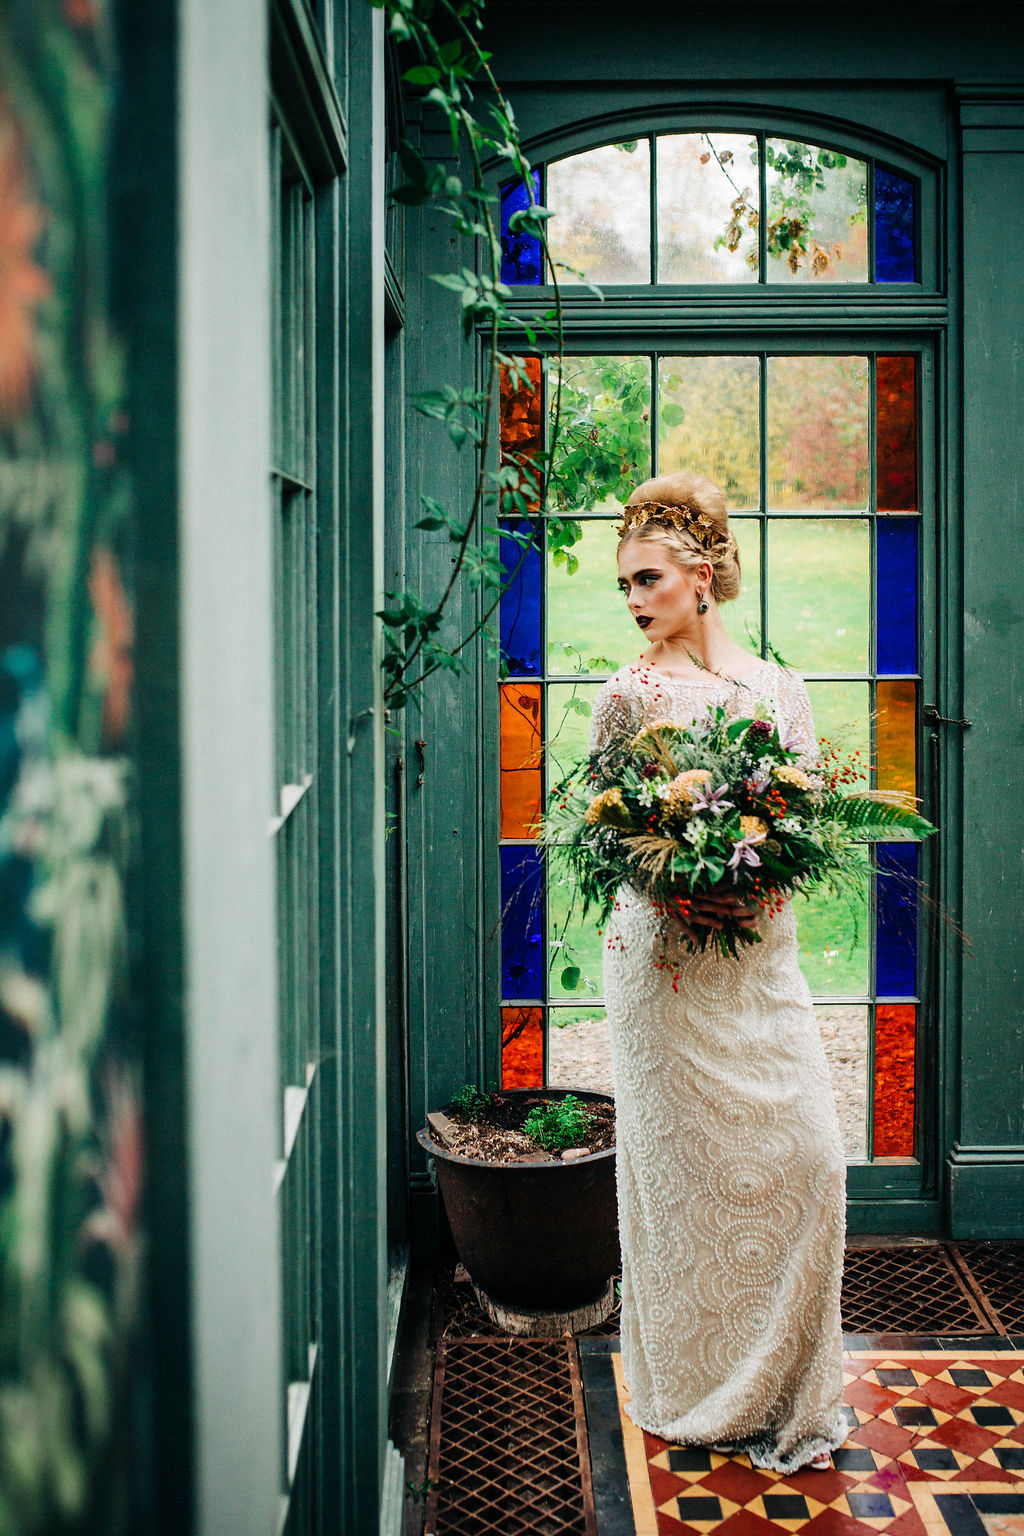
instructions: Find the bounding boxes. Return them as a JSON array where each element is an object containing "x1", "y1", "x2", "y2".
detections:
[{"x1": 591, "y1": 658, "x2": 848, "y2": 1474}]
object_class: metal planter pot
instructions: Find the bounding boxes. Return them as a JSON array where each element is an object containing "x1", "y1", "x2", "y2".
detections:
[{"x1": 417, "y1": 1088, "x2": 618, "y2": 1319}]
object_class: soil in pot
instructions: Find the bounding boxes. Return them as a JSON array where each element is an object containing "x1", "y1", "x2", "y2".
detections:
[{"x1": 432, "y1": 1090, "x2": 615, "y2": 1164}]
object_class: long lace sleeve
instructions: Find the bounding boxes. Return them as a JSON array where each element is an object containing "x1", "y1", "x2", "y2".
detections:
[
  {"x1": 777, "y1": 668, "x2": 818, "y2": 769},
  {"x1": 589, "y1": 677, "x2": 638, "y2": 754}
]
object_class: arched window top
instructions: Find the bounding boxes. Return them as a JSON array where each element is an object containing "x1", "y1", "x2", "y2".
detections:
[{"x1": 501, "y1": 132, "x2": 916, "y2": 287}]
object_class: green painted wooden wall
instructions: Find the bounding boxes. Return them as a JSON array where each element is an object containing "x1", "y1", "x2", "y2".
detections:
[{"x1": 128, "y1": 0, "x2": 404, "y2": 1529}]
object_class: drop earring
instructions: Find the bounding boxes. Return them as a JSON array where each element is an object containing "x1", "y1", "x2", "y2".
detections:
[{"x1": 696, "y1": 589, "x2": 709, "y2": 616}]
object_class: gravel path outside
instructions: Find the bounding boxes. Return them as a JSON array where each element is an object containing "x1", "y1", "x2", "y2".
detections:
[{"x1": 547, "y1": 1003, "x2": 869, "y2": 1160}]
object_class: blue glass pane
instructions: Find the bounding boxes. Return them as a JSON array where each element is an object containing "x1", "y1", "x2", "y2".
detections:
[
  {"x1": 876, "y1": 842, "x2": 919, "y2": 996},
  {"x1": 501, "y1": 845, "x2": 544, "y2": 999},
  {"x1": 874, "y1": 168, "x2": 916, "y2": 283},
  {"x1": 500, "y1": 519, "x2": 542, "y2": 675},
  {"x1": 876, "y1": 518, "x2": 917, "y2": 675},
  {"x1": 501, "y1": 172, "x2": 543, "y2": 285}
]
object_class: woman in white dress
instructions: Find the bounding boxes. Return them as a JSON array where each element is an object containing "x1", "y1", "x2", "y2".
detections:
[{"x1": 590, "y1": 470, "x2": 848, "y2": 1475}]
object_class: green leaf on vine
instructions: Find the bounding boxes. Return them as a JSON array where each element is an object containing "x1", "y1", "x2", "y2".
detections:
[
  {"x1": 403, "y1": 63, "x2": 440, "y2": 85},
  {"x1": 431, "y1": 272, "x2": 473, "y2": 293}
]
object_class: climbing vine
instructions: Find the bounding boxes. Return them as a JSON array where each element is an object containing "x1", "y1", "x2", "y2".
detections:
[{"x1": 371, "y1": 0, "x2": 566, "y2": 710}]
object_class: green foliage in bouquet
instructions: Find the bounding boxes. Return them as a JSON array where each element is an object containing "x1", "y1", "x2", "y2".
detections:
[
  {"x1": 522, "y1": 1095, "x2": 596, "y2": 1151},
  {"x1": 543, "y1": 705, "x2": 936, "y2": 958}
]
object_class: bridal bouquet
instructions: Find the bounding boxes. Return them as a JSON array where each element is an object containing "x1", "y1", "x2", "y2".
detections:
[{"x1": 543, "y1": 706, "x2": 936, "y2": 957}]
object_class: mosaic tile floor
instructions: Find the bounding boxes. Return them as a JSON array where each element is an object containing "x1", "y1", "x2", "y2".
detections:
[{"x1": 580, "y1": 1338, "x2": 1024, "y2": 1536}]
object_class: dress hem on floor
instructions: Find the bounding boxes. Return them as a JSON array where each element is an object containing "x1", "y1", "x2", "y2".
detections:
[{"x1": 623, "y1": 1399, "x2": 850, "y2": 1475}]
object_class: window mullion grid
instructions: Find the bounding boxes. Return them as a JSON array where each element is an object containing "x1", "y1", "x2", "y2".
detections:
[
  {"x1": 758, "y1": 353, "x2": 768, "y2": 658},
  {"x1": 306, "y1": 493, "x2": 320, "y2": 1072},
  {"x1": 649, "y1": 134, "x2": 658, "y2": 286},
  {"x1": 290, "y1": 187, "x2": 302, "y2": 475},
  {"x1": 757, "y1": 132, "x2": 767, "y2": 285},
  {"x1": 867, "y1": 352, "x2": 878, "y2": 1161},
  {"x1": 289, "y1": 497, "x2": 302, "y2": 1094},
  {"x1": 271, "y1": 136, "x2": 320, "y2": 1476},
  {"x1": 273, "y1": 492, "x2": 289, "y2": 1088},
  {"x1": 294, "y1": 499, "x2": 306, "y2": 1094},
  {"x1": 271, "y1": 127, "x2": 283, "y2": 471},
  {"x1": 502, "y1": 137, "x2": 932, "y2": 1182},
  {"x1": 541, "y1": 358, "x2": 550, "y2": 1083},
  {"x1": 302, "y1": 194, "x2": 314, "y2": 481}
]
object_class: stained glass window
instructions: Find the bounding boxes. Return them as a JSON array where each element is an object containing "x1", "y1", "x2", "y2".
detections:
[
  {"x1": 876, "y1": 355, "x2": 918, "y2": 510},
  {"x1": 502, "y1": 135, "x2": 918, "y2": 288},
  {"x1": 874, "y1": 168, "x2": 917, "y2": 284},
  {"x1": 500, "y1": 845, "x2": 544, "y2": 1001},
  {"x1": 500, "y1": 171, "x2": 542, "y2": 285},
  {"x1": 873, "y1": 1004, "x2": 916, "y2": 1156},
  {"x1": 500, "y1": 684, "x2": 542, "y2": 838},
  {"x1": 502, "y1": 1007, "x2": 544, "y2": 1088},
  {"x1": 497, "y1": 345, "x2": 928, "y2": 1160},
  {"x1": 876, "y1": 518, "x2": 918, "y2": 675}
]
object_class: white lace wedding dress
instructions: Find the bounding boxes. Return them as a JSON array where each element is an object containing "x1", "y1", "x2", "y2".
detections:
[{"x1": 591, "y1": 658, "x2": 848, "y2": 1474}]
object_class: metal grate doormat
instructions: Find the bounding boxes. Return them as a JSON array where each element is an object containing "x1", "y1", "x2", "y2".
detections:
[
  {"x1": 841, "y1": 1244, "x2": 995, "y2": 1334},
  {"x1": 954, "y1": 1241, "x2": 1024, "y2": 1333},
  {"x1": 425, "y1": 1336, "x2": 594, "y2": 1536}
]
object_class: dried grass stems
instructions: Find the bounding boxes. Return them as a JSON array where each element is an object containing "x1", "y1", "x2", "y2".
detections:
[{"x1": 621, "y1": 833, "x2": 682, "y2": 881}]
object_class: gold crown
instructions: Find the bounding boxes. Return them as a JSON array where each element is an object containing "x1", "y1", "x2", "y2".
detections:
[{"x1": 616, "y1": 499, "x2": 722, "y2": 549}]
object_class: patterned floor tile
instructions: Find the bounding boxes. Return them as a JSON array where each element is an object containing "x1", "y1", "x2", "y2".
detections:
[{"x1": 588, "y1": 1345, "x2": 1024, "y2": 1536}]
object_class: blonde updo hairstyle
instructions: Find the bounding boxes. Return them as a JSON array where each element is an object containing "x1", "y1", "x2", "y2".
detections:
[{"x1": 618, "y1": 470, "x2": 741, "y2": 605}]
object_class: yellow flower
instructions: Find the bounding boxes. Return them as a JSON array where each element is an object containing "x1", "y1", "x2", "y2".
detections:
[
  {"x1": 630, "y1": 720, "x2": 679, "y2": 748},
  {"x1": 659, "y1": 768, "x2": 712, "y2": 815},
  {"x1": 773, "y1": 764, "x2": 812, "y2": 791},
  {"x1": 584, "y1": 787, "x2": 629, "y2": 827},
  {"x1": 740, "y1": 815, "x2": 768, "y2": 841},
  {"x1": 675, "y1": 768, "x2": 712, "y2": 795}
]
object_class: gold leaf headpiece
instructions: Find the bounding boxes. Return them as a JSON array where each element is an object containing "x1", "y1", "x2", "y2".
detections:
[{"x1": 616, "y1": 499, "x2": 722, "y2": 549}]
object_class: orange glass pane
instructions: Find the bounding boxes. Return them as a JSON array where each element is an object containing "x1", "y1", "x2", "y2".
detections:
[
  {"x1": 500, "y1": 683, "x2": 542, "y2": 838},
  {"x1": 876, "y1": 355, "x2": 917, "y2": 511},
  {"x1": 500, "y1": 356, "x2": 542, "y2": 512},
  {"x1": 875, "y1": 680, "x2": 916, "y2": 799},
  {"x1": 873, "y1": 1004, "x2": 915, "y2": 1156},
  {"x1": 502, "y1": 1007, "x2": 544, "y2": 1088}
]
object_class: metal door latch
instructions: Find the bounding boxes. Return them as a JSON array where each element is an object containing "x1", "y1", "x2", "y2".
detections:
[{"x1": 923, "y1": 704, "x2": 972, "y2": 728}]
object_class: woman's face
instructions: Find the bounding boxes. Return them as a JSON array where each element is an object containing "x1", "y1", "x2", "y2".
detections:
[{"x1": 617, "y1": 541, "x2": 706, "y2": 639}]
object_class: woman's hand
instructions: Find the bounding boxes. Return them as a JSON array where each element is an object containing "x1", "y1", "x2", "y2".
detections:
[{"x1": 674, "y1": 889, "x2": 761, "y2": 945}]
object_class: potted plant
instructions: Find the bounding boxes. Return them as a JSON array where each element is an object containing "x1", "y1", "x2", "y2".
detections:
[{"x1": 417, "y1": 1085, "x2": 618, "y2": 1336}]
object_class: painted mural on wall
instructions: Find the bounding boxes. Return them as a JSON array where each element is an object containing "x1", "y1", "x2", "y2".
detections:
[{"x1": 0, "y1": 2, "x2": 141, "y2": 1530}]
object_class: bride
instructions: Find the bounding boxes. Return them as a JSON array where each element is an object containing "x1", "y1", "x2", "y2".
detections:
[{"x1": 590, "y1": 469, "x2": 849, "y2": 1474}]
